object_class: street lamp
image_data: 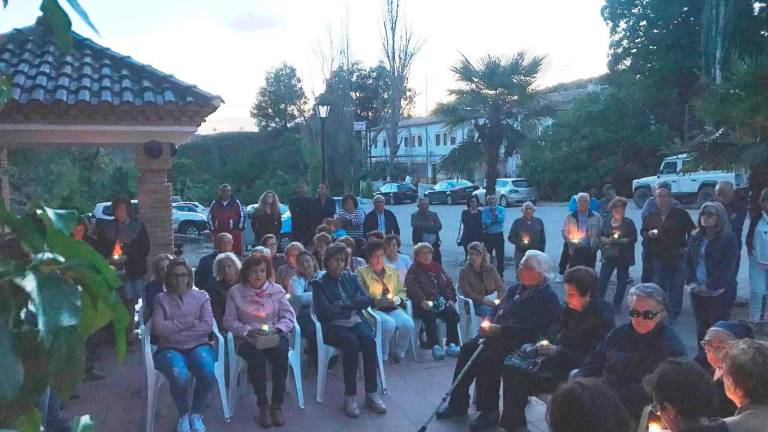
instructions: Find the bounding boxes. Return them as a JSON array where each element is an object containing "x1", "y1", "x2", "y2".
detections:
[{"x1": 317, "y1": 104, "x2": 330, "y2": 184}]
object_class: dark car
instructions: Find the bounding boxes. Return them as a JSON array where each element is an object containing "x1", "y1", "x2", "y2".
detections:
[
  {"x1": 376, "y1": 182, "x2": 418, "y2": 204},
  {"x1": 425, "y1": 179, "x2": 479, "y2": 205}
]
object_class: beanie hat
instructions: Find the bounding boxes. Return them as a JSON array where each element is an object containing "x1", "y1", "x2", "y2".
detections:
[{"x1": 711, "y1": 321, "x2": 754, "y2": 340}]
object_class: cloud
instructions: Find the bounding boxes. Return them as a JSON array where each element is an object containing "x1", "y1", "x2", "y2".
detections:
[{"x1": 228, "y1": 13, "x2": 284, "y2": 32}]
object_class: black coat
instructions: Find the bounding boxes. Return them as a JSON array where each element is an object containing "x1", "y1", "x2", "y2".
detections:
[
  {"x1": 311, "y1": 271, "x2": 373, "y2": 325},
  {"x1": 548, "y1": 298, "x2": 615, "y2": 373},
  {"x1": 194, "y1": 252, "x2": 217, "y2": 292},
  {"x1": 491, "y1": 282, "x2": 562, "y2": 352},
  {"x1": 310, "y1": 196, "x2": 336, "y2": 228},
  {"x1": 94, "y1": 218, "x2": 150, "y2": 280},
  {"x1": 686, "y1": 230, "x2": 739, "y2": 304},
  {"x1": 363, "y1": 209, "x2": 400, "y2": 237}
]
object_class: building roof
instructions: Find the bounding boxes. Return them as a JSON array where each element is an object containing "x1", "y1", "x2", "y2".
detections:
[
  {"x1": 369, "y1": 115, "x2": 445, "y2": 131},
  {"x1": 0, "y1": 20, "x2": 222, "y2": 126}
]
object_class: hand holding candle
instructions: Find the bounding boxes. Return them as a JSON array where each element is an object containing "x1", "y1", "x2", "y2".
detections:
[
  {"x1": 647, "y1": 421, "x2": 664, "y2": 432},
  {"x1": 259, "y1": 323, "x2": 271, "y2": 335},
  {"x1": 521, "y1": 233, "x2": 530, "y2": 246}
]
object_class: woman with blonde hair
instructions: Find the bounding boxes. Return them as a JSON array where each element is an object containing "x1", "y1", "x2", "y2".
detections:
[
  {"x1": 251, "y1": 191, "x2": 282, "y2": 244},
  {"x1": 458, "y1": 242, "x2": 505, "y2": 318},
  {"x1": 312, "y1": 232, "x2": 333, "y2": 271}
]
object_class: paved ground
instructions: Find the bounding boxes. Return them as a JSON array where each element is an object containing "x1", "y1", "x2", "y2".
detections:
[{"x1": 66, "y1": 201, "x2": 754, "y2": 431}]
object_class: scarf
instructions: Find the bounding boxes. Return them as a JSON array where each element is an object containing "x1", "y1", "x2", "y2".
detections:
[{"x1": 417, "y1": 259, "x2": 443, "y2": 275}]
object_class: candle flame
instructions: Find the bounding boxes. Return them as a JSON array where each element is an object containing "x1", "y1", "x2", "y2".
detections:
[
  {"x1": 261, "y1": 324, "x2": 270, "y2": 332},
  {"x1": 540, "y1": 339, "x2": 550, "y2": 346},
  {"x1": 426, "y1": 301, "x2": 434, "y2": 308},
  {"x1": 647, "y1": 421, "x2": 663, "y2": 432},
  {"x1": 612, "y1": 230, "x2": 621, "y2": 239},
  {"x1": 111, "y1": 240, "x2": 123, "y2": 260},
  {"x1": 521, "y1": 233, "x2": 530, "y2": 244},
  {"x1": 493, "y1": 299, "x2": 501, "y2": 305},
  {"x1": 481, "y1": 319, "x2": 491, "y2": 328}
]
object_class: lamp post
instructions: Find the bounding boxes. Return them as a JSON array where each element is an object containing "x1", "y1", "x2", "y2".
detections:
[{"x1": 317, "y1": 104, "x2": 330, "y2": 184}]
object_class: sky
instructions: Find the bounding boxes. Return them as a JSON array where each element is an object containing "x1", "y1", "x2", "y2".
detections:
[{"x1": 0, "y1": 0, "x2": 610, "y2": 134}]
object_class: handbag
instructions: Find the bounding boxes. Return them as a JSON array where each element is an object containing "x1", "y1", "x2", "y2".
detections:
[
  {"x1": 247, "y1": 333, "x2": 281, "y2": 350},
  {"x1": 504, "y1": 343, "x2": 545, "y2": 374}
]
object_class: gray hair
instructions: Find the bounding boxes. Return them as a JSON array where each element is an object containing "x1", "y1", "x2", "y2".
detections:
[
  {"x1": 522, "y1": 201, "x2": 536, "y2": 210},
  {"x1": 413, "y1": 242, "x2": 434, "y2": 259},
  {"x1": 213, "y1": 252, "x2": 241, "y2": 280},
  {"x1": 519, "y1": 250, "x2": 553, "y2": 279},
  {"x1": 654, "y1": 181, "x2": 672, "y2": 193},
  {"x1": 627, "y1": 283, "x2": 667, "y2": 309},
  {"x1": 251, "y1": 246, "x2": 271, "y2": 257},
  {"x1": 576, "y1": 192, "x2": 590, "y2": 203},
  {"x1": 284, "y1": 242, "x2": 305, "y2": 255},
  {"x1": 373, "y1": 194, "x2": 385, "y2": 203},
  {"x1": 698, "y1": 201, "x2": 732, "y2": 236},
  {"x1": 715, "y1": 180, "x2": 734, "y2": 192}
]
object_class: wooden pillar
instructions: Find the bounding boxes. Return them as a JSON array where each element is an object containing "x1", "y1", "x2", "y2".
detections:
[{"x1": 134, "y1": 142, "x2": 173, "y2": 258}]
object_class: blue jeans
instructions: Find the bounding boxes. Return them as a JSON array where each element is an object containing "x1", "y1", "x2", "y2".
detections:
[
  {"x1": 598, "y1": 260, "x2": 630, "y2": 308},
  {"x1": 651, "y1": 253, "x2": 686, "y2": 318},
  {"x1": 154, "y1": 344, "x2": 217, "y2": 416}
]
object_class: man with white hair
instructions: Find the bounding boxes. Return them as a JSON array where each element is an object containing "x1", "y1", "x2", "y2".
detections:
[
  {"x1": 363, "y1": 194, "x2": 400, "y2": 237},
  {"x1": 436, "y1": 250, "x2": 561, "y2": 430},
  {"x1": 508, "y1": 201, "x2": 546, "y2": 273},
  {"x1": 561, "y1": 192, "x2": 602, "y2": 269}
]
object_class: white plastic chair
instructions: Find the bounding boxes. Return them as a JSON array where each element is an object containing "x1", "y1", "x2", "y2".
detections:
[
  {"x1": 226, "y1": 318, "x2": 305, "y2": 413},
  {"x1": 140, "y1": 319, "x2": 231, "y2": 432},
  {"x1": 404, "y1": 299, "x2": 463, "y2": 361},
  {"x1": 310, "y1": 304, "x2": 387, "y2": 403},
  {"x1": 456, "y1": 292, "x2": 497, "y2": 340}
]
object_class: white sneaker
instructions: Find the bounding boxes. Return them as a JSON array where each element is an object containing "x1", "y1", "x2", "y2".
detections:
[
  {"x1": 446, "y1": 343, "x2": 460, "y2": 357},
  {"x1": 365, "y1": 392, "x2": 387, "y2": 414},
  {"x1": 344, "y1": 395, "x2": 360, "y2": 418},
  {"x1": 189, "y1": 414, "x2": 205, "y2": 432},
  {"x1": 176, "y1": 414, "x2": 191, "y2": 432}
]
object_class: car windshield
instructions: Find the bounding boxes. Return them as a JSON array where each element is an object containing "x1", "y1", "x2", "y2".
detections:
[
  {"x1": 381, "y1": 184, "x2": 397, "y2": 192},
  {"x1": 435, "y1": 181, "x2": 456, "y2": 191},
  {"x1": 512, "y1": 180, "x2": 531, "y2": 188},
  {"x1": 496, "y1": 180, "x2": 509, "y2": 188}
]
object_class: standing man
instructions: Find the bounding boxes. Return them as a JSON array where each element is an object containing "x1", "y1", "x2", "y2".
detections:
[
  {"x1": 289, "y1": 181, "x2": 314, "y2": 247},
  {"x1": 208, "y1": 184, "x2": 245, "y2": 256},
  {"x1": 597, "y1": 184, "x2": 617, "y2": 220},
  {"x1": 411, "y1": 197, "x2": 443, "y2": 264},
  {"x1": 364, "y1": 195, "x2": 400, "y2": 237},
  {"x1": 716, "y1": 180, "x2": 747, "y2": 250},
  {"x1": 482, "y1": 195, "x2": 506, "y2": 278},
  {"x1": 562, "y1": 192, "x2": 602, "y2": 269},
  {"x1": 641, "y1": 181, "x2": 695, "y2": 320},
  {"x1": 194, "y1": 232, "x2": 233, "y2": 292},
  {"x1": 640, "y1": 183, "x2": 683, "y2": 282},
  {"x1": 508, "y1": 201, "x2": 546, "y2": 273},
  {"x1": 310, "y1": 183, "x2": 336, "y2": 230}
]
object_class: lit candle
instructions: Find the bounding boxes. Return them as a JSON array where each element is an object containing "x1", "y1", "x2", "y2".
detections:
[
  {"x1": 426, "y1": 301, "x2": 434, "y2": 308},
  {"x1": 387, "y1": 293, "x2": 394, "y2": 299},
  {"x1": 649, "y1": 229, "x2": 659, "y2": 237},
  {"x1": 612, "y1": 230, "x2": 621, "y2": 240},
  {"x1": 286, "y1": 293, "x2": 291, "y2": 300},
  {"x1": 647, "y1": 421, "x2": 663, "y2": 432},
  {"x1": 481, "y1": 319, "x2": 491, "y2": 329},
  {"x1": 521, "y1": 233, "x2": 530, "y2": 245},
  {"x1": 493, "y1": 299, "x2": 501, "y2": 305},
  {"x1": 111, "y1": 240, "x2": 123, "y2": 261},
  {"x1": 539, "y1": 339, "x2": 550, "y2": 347},
  {"x1": 261, "y1": 324, "x2": 270, "y2": 332}
]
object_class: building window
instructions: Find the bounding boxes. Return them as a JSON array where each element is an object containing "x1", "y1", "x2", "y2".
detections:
[
  {"x1": 383, "y1": 139, "x2": 387, "y2": 148},
  {"x1": 443, "y1": 132, "x2": 448, "y2": 145},
  {"x1": 450, "y1": 135, "x2": 457, "y2": 145},
  {"x1": 435, "y1": 133, "x2": 441, "y2": 146},
  {"x1": 417, "y1": 135, "x2": 423, "y2": 147},
  {"x1": 402, "y1": 136, "x2": 409, "y2": 147}
]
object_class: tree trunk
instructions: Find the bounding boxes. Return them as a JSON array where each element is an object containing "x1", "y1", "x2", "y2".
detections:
[{"x1": 483, "y1": 123, "x2": 503, "y2": 196}]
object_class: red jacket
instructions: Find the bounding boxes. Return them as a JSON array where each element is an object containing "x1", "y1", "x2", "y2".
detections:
[{"x1": 208, "y1": 198, "x2": 245, "y2": 232}]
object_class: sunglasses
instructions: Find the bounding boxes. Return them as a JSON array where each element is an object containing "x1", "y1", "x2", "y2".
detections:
[{"x1": 629, "y1": 309, "x2": 662, "y2": 320}]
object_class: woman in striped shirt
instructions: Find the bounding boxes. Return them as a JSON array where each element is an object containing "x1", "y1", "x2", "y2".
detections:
[{"x1": 335, "y1": 193, "x2": 366, "y2": 254}]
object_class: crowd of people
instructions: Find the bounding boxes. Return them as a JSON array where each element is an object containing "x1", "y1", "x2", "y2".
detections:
[{"x1": 64, "y1": 177, "x2": 768, "y2": 432}]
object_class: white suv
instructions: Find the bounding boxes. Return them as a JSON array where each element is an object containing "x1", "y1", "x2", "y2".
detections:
[{"x1": 91, "y1": 200, "x2": 209, "y2": 236}]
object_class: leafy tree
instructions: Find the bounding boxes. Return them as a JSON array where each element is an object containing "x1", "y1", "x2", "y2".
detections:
[
  {"x1": 250, "y1": 63, "x2": 308, "y2": 131},
  {"x1": 433, "y1": 52, "x2": 553, "y2": 196}
]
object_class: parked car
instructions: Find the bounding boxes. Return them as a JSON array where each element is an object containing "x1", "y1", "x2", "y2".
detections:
[
  {"x1": 424, "y1": 179, "x2": 479, "y2": 205},
  {"x1": 631, "y1": 153, "x2": 748, "y2": 208},
  {"x1": 91, "y1": 200, "x2": 208, "y2": 236},
  {"x1": 473, "y1": 178, "x2": 538, "y2": 207},
  {"x1": 376, "y1": 182, "x2": 418, "y2": 204},
  {"x1": 172, "y1": 201, "x2": 208, "y2": 216}
]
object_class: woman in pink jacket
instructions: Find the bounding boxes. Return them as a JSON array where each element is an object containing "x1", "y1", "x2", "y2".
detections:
[{"x1": 224, "y1": 255, "x2": 296, "y2": 428}]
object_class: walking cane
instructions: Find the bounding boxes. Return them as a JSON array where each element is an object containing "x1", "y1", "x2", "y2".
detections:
[{"x1": 416, "y1": 338, "x2": 486, "y2": 432}]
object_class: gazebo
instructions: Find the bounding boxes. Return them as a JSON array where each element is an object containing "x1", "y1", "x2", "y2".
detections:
[{"x1": 0, "y1": 20, "x2": 221, "y2": 257}]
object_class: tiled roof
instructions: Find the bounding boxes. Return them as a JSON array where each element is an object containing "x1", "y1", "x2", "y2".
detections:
[{"x1": 0, "y1": 21, "x2": 221, "y2": 123}]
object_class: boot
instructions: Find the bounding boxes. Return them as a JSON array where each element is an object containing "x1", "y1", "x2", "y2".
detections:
[
  {"x1": 258, "y1": 405, "x2": 272, "y2": 428},
  {"x1": 270, "y1": 405, "x2": 284, "y2": 427}
]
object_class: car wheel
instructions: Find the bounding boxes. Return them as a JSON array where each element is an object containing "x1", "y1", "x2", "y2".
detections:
[
  {"x1": 447, "y1": 194, "x2": 453, "y2": 205},
  {"x1": 696, "y1": 186, "x2": 716, "y2": 207},
  {"x1": 499, "y1": 195, "x2": 509, "y2": 207},
  {"x1": 633, "y1": 188, "x2": 651, "y2": 209},
  {"x1": 179, "y1": 222, "x2": 200, "y2": 237}
]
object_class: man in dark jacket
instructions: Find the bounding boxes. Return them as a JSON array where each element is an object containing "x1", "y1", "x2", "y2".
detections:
[
  {"x1": 411, "y1": 198, "x2": 443, "y2": 263},
  {"x1": 289, "y1": 181, "x2": 314, "y2": 247},
  {"x1": 310, "y1": 183, "x2": 336, "y2": 229},
  {"x1": 499, "y1": 266, "x2": 615, "y2": 431},
  {"x1": 363, "y1": 195, "x2": 400, "y2": 237},
  {"x1": 508, "y1": 201, "x2": 546, "y2": 273},
  {"x1": 436, "y1": 251, "x2": 561, "y2": 431},
  {"x1": 208, "y1": 184, "x2": 245, "y2": 256},
  {"x1": 194, "y1": 232, "x2": 233, "y2": 292}
]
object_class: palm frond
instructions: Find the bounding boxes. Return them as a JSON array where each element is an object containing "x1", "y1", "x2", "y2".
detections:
[{"x1": 436, "y1": 136, "x2": 484, "y2": 179}]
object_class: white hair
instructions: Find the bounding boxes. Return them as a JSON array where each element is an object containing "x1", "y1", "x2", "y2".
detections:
[
  {"x1": 627, "y1": 283, "x2": 667, "y2": 309},
  {"x1": 576, "y1": 192, "x2": 590, "y2": 202},
  {"x1": 251, "y1": 246, "x2": 271, "y2": 257},
  {"x1": 520, "y1": 250, "x2": 553, "y2": 279},
  {"x1": 522, "y1": 201, "x2": 536, "y2": 210},
  {"x1": 213, "y1": 252, "x2": 241, "y2": 280}
]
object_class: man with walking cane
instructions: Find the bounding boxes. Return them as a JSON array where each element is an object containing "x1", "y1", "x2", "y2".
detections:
[{"x1": 427, "y1": 251, "x2": 561, "y2": 431}]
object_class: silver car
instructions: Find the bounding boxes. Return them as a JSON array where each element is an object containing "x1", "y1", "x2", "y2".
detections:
[{"x1": 472, "y1": 178, "x2": 538, "y2": 207}]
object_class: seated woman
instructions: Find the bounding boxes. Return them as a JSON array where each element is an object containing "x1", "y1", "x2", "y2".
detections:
[
  {"x1": 499, "y1": 266, "x2": 615, "y2": 431},
  {"x1": 384, "y1": 233, "x2": 412, "y2": 284},
  {"x1": 722, "y1": 339, "x2": 768, "y2": 432},
  {"x1": 151, "y1": 258, "x2": 216, "y2": 432},
  {"x1": 143, "y1": 253, "x2": 173, "y2": 323},
  {"x1": 260, "y1": 234, "x2": 286, "y2": 270},
  {"x1": 274, "y1": 242, "x2": 304, "y2": 288},
  {"x1": 576, "y1": 283, "x2": 687, "y2": 419},
  {"x1": 356, "y1": 239, "x2": 415, "y2": 363},
  {"x1": 223, "y1": 255, "x2": 295, "y2": 428},
  {"x1": 457, "y1": 242, "x2": 505, "y2": 318},
  {"x1": 208, "y1": 252, "x2": 241, "y2": 328},
  {"x1": 312, "y1": 232, "x2": 333, "y2": 271},
  {"x1": 287, "y1": 250, "x2": 318, "y2": 368},
  {"x1": 311, "y1": 243, "x2": 386, "y2": 418},
  {"x1": 546, "y1": 378, "x2": 631, "y2": 432},
  {"x1": 436, "y1": 250, "x2": 562, "y2": 431},
  {"x1": 405, "y1": 242, "x2": 461, "y2": 361},
  {"x1": 643, "y1": 359, "x2": 728, "y2": 432},
  {"x1": 337, "y1": 236, "x2": 366, "y2": 273},
  {"x1": 700, "y1": 321, "x2": 754, "y2": 418}
]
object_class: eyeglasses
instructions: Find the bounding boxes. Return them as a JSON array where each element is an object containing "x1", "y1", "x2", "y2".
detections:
[
  {"x1": 700, "y1": 340, "x2": 728, "y2": 353},
  {"x1": 629, "y1": 309, "x2": 662, "y2": 320}
]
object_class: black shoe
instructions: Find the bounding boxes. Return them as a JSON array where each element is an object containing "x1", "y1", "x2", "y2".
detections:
[
  {"x1": 469, "y1": 411, "x2": 500, "y2": 431},
  {"x1": 436, "y1": 405, "x2": 466, "y2": 419}
]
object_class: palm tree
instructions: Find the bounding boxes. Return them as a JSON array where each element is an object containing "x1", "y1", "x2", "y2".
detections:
[{"x1": 433, "y1": 52, "x2": 554, "y2": 196}]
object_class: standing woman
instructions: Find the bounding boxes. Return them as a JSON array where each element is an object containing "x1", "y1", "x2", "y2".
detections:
[
  {"x1": 686, "y1": 202, "x2": 739, "y2": 361},
  {"x1": 597, "y1": 196, "x2": 638, "y2": 309},
  {"x1": 335, "y1": 194, "x2": 366, "y2": 254},
  {"x1": 224, "y1": 255, "x2": 295, "y2": 428},
  {"x1": 151, "y1": 258, "x2": 216, "y2": 432},
  {"x1": 457, "y1": 195, "x2": 483, "y2": 261},
  {"x1": 746, "y1": 188, "x2": 768, "y2": 324},
  {"x1": 251, "y1": 191, "x2": 282, "y2": 246}
]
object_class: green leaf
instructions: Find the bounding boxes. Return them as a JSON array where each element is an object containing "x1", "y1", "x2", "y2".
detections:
[
  {"x1": 0, "y1": 325, "x2": 24, "y2": 403},
  {"x1": 63, "y1": 0, "x2": 99, "y2": 35},
  {"x1": 70, "y1": 415, "x2": 95, "y2": 432},
  {"x1": 13, "y1": 271, "x2": 81, "y2": 346},
  {"x1": 40, "y1": 0, "x2": 73, "y2": 52},
  {"x1": 36, "y1": 206, "x2": 78, "y2": 237},
  {"x1": 12, "y1": 408, "x2": 41, "y2": 432},
  {"x1": 0, "y1": 202, "x2": 47, "y2": 254},
  {"x1": 47, "y1": 326, "x2": 85, "y2": 399},
  {"x1": 0, "y1": 75, "x2": 11, "y2": 109}
]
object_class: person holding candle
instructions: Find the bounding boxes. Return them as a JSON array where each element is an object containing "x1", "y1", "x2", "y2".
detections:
[
  {"x1": 561, "y1": 192, "x2": 602, "y2": 270},
  {"x1": 458, "y1": 195, "x2": 484, "y2": 261},
  {"x1": 546, "y1": 377, "x2": 631, "y2": 432},
  {"x1": 482, "y1": 195, "x2": 507, "y2": 278},
  {"x1": 499, "y1": 266, "x2": 615, "y2": 431},
  {"x1": 576, "y1": 283, "x2": 687, "y2": 419},
  {"x1": 699, "y1": 321, "x2": 754, "y2": 418},
  {"x1": 274, "y1": 241, "x2": 305, "y2": 289},
  {"x1": 405, "y1": 242, "x2": 461, "y2": 361},
  {"x1": 458, "y1": 242, "x2": 505, "y2": 318},
  {"x1": 643, "y1": 359, "x2": 729, "y2": 432},
  {"x1": 357, "y1": 239, "x2": 414, "y2": 363},
  {"x1": 151, "y1": 258, "x2": 216, "y2": 432},
  {"x1": 686, "y1": 201, "x2": 739, "y2": 363},
  {"x1": 597, "y1": 196, "x2": 638, "y2": 309},
  {"x1": 287, "y1": 250, "x2": 318, "y2": 368},
  {"x1": 437, "y1": 250, "x2": 561, "y2": 431},
  {"x1": 641, "y1": 181, "x2": 695, "y2": 320},
  {"x1": 722, "y1": 339, "x2": 768, "y2": 431},
  {"x1": 508, "y1": 201, "x2": 546, "y2": 274},
  {"x1": 208, "y1": 252, "x2": 241, "y2": 329},
  {"x1": 311, "y1": 243, "x2": 386, "y2": 418},
  {"x1": 384, "y1": 234, "x2": 412, "y2": 284},
  {"x1": 224, "y1": 255, "x2": 296, "y2": 428}
]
